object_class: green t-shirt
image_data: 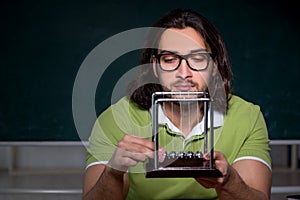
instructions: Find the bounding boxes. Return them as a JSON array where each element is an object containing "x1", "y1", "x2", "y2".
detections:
[{"x1": 86, "y1": 95, "x2": 271, "y2": 200}]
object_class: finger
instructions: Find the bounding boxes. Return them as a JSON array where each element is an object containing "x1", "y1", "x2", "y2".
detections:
[
  {"x1": 108, "y1": 149, "x2": 147, "y2": 171},
  {"x1": 122, "y1": 146, "x2": 166, "y2": 162},
  {"x1": 118, "y1": 157, "x2": 138, "y2": 167},
  {"x1": 158, "y1": 148, "x2": 166, "y2": 162},
  {"x1": 108, "y1": 156, "x2": 138, "y2": 172},
  {"x1": 119, "y1": 135, "x2": 154, "y2": 155},
  {"x1": 120, "y1": 135, "x2": 166, "y2": 160},
  {"x1": 121, "y1": 150, "x2": 148, "y2": 162},
  {"x1": 203, "y1": 151, "x2": 224, "y2": 160},
  {"x1": 202, "y1": 151, "x2": 229, "y2": 176},
  {"x1": 212, "y1": 151, "x2": 226, "y2": 160},
  {"x1": 203, "y1": 152, "x2": 211, "y2": 160},
  {"x1": 123, "y1": 134, "x2": 155, "y2": 150}
]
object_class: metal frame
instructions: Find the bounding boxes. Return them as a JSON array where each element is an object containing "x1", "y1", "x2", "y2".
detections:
[{"x1": 146, "y1": 91, "x2": 221, "y2": 177}]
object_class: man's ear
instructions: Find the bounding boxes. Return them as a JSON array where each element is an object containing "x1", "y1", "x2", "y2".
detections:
[{"x1": 152, "y1": 57, "x2": 159, "y2": 78}]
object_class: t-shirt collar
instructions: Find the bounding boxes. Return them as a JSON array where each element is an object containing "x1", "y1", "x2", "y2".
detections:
[{"x1": 151, "y1": 104, "x2": 224, "y2": 140}]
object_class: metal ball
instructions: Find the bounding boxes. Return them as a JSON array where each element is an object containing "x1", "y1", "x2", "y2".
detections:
[
  {"x1": 195, "y1": 151, "x2": 203, "y2": 158},
  {"x1": 177, "y1": 151, "x2": 185, "y2": 159},
  {"x1": 186, "y1": 151, "x2": 194, "y2": 159},
  {"x1": 169, "y1": 151, "x2": 177, "y2": 159},
  {"x1": 163, "y1": 152, "x2": 168, "y2": 159}
]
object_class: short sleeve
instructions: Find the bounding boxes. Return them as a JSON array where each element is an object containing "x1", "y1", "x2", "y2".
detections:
[
  {"x1": 85, "y1": 97, "x2": 152, "y2": 169},
  {"x1": 234, "y1": 110, "x2": 272, "y2": 169},
  {"x1": 86, "y1": 107, "x2": 125, "y2": 168}
]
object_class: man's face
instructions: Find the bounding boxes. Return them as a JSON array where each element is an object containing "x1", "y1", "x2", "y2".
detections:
[{"x1": 153, "y1": 27, "x2": 213, "y2": 94}]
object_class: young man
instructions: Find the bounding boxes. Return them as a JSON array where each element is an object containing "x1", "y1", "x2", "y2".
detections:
[{"x1": 82, "y1": 9, "x2": 272, "y2": 199}]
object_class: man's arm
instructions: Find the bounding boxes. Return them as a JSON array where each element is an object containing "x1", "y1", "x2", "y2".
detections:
[
  {"x1": 217, "y1": 160, "x2": 271, "y2": 199},
  {"x1": 195, "y1": 152, "x2": 272, "y2": 200},
  {"x1": 82, "y1": 134, "x2": 157, "y2": 200},
  {"x1": 82, "y1": 164, "x2": 129, "y2": 200}
]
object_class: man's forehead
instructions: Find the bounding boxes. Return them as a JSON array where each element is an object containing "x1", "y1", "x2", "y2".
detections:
[
  {"x1": 157, "y1": 48, "x2": 208, "y2": 54},
  {"x1": 158, "y1": 28, "x2": 206, "y2": 53}
]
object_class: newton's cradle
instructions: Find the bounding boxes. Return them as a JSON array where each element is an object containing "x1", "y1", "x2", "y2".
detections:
[{"x1": 145, "y1": 91, "x2": 222, "y2": 178}]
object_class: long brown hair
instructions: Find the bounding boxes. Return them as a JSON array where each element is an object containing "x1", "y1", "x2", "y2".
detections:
[{"x1": 127, "y1": 9, "x2": 232, "y2": 110}]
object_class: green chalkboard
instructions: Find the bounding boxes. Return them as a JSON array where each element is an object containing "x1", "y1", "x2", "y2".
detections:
[{"x1": 0, "y1": 0, "x2": 299, "y2": 141}]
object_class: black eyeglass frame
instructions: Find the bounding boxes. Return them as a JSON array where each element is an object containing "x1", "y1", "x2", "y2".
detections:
[{"x1": 154, "y1": 52, "x2": 215, "y2": 72}]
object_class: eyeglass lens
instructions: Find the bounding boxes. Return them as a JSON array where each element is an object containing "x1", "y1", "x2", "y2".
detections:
[{"x1": 158, "y1": 53, "x2": 210, "y2": 71}]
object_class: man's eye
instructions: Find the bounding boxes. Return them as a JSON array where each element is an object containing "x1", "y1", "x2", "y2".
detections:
[
  {"x1": 191, "y1": 58, "x2": 205, "y2": 62},
  {"x1": 190, "y1": 54, "x2": 206, "y2": 62},
  {"x1": 162, "y1": 55, "x2": 177, "y2": 63}
]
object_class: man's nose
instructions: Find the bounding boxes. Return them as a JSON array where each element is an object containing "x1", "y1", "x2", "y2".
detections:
[{"x1": 176, "y1": 59, "x2": 193, "y2": 79}]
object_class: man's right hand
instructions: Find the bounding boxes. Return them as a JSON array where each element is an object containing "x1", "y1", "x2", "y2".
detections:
[{"x1": 107, "y1": 134, "x2": 165, "y2": 172}]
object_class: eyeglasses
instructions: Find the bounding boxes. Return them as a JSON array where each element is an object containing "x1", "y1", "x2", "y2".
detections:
[{"x1": 154, "y1": 51, "x2": 214, "y2": 71}]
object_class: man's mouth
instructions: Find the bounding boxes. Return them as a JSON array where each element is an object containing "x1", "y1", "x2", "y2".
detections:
[{"x1": 174, "y1": 84, "x2": 194, "y2": 91}]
